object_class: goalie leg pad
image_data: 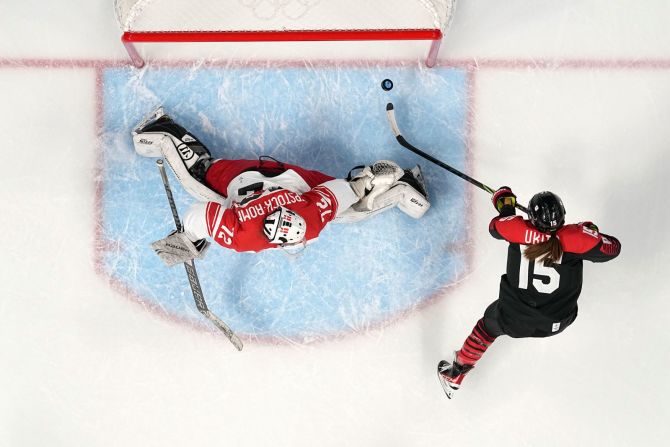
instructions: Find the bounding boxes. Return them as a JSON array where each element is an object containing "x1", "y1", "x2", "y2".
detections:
[
  {"x1": 396, "y1": 183, "x2": 431, "y2": 218},
  {"x1": 151, "y1": 231, "x2": 210, "y2": 267},
  {"x1": 133, "y1": 131, "x2": 165, "y2": 157},
  {"x1": 132, "y1": 107, "x2": 168, "y2": 157},
  {"x1": 333, "y1": 203, "x2": 394, "y2": 223},
  {"x1": 133, "y1": 108, "x2": 212, "y2": 175},
  {"x1": 160, "y1": 135, "x2": 227, "y2": 203},
  {"x1": 131, "y1": 109, "x2": 225, "y2": 203},
  {"x1": 354, "y1": 180, "x2": 431, "y2": 219}
]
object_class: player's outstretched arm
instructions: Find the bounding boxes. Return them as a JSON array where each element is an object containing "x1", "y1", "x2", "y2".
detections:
[{"x1": 572, "y1": 222, "x2": 622, "y2": 262}]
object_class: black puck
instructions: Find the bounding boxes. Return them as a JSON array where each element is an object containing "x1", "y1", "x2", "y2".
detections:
[{"x1": 381, "y1": 79, "x2": 394, "y2": 91}]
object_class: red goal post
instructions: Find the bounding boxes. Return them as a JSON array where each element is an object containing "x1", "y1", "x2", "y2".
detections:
[{"x1": 114, "y1": 0, "x2": 457, "y2": 68}]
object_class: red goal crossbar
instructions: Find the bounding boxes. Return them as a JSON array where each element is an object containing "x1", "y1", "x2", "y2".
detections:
[{"x1": 121, "y1": 29, "x2": 443, "y2": 68}]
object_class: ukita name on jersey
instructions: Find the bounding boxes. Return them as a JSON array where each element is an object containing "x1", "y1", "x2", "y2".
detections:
[
  {"x1": 489, "y1": 215, "x2": 621, "y2": 260},
  {"x1": 204, "y1": 185, "x2": 340, "y2": 253},
  {"x1": 488, "y1": 215, "x2": 621, "y2": 331}
]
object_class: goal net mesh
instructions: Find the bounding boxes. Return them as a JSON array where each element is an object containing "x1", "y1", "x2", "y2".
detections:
[{"x1": 115, "y1": 0, "x2": 456, "y2": 33}]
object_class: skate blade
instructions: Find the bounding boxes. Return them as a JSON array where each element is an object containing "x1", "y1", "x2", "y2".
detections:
[{"x1": 437, "y1": 360, "x2": 457, "y2": 399}]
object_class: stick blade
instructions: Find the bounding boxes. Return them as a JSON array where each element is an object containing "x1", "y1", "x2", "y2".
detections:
[
  {"x1": 385, "y1": 102, "x2": 401, "y2": 137},
  {"x1": 203, "y1": 310, "x2": 244, "y2": 351}
]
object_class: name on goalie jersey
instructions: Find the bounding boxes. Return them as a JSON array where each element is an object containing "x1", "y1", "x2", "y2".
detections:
[{"x1": 236, "y1": 191, "x2": 306, "y2": 222}]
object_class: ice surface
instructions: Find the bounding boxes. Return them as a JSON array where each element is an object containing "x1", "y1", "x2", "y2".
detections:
[
  {"x1": 100, "y1": 65, "x2": 468, "y2": 342},
  {"x1": 1, "y1": 1, "x2": 669, "y2": 446}
]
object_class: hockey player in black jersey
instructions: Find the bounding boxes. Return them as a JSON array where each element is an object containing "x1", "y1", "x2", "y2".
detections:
[{"x1": 437, "y1": 188, "x2": 621, "y2": 398}]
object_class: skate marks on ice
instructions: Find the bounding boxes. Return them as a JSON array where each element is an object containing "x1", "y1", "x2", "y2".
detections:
[{"x1": 97, "y1": 64, "x2": 471, "y2": 343}]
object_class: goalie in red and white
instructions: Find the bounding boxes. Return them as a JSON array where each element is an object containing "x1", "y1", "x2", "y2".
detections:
[{"x1": 132, "y1": 108, "x2": 431, "y2": 266}]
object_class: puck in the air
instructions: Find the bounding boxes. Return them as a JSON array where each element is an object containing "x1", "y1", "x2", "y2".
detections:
[{"x1": 381, "y1": 79, "x2": 394, "y2": 91}]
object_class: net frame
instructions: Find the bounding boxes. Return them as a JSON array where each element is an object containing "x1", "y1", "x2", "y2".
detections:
[{"x1": 114, "y1": 0, "x2": 457, "y2": 67}]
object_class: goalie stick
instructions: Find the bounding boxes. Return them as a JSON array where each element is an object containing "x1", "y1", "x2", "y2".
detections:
[
  {"x1": 385, "y1": 103, "x2": 529, "y2": 214},
  {"x1": 156, "y1": 159, "x2": 243, "y2": 351}
]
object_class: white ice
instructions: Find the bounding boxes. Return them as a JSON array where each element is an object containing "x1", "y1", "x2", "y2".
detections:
[{"x1": 1, "y1": 1, "x2": 669, "y2": 446}]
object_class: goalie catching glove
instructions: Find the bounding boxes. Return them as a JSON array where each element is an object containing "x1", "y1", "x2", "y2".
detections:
[
  {"x1": 151, "y1": 231, "x2": 211, "y2": 267},
  {"x1": 346, "y1": 161, "x2": 430, "y2": 219},
  {"x1": 348, "y1": 160, "x2": 404, "y2": 205}
]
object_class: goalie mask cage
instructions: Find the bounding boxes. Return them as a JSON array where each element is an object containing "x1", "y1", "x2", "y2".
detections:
[{"x1": 114, "y1": 0, "x2": 457, "y2": 68}]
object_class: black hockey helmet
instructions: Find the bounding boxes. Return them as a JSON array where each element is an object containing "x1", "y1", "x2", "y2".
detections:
[{"x1": 528, "y1": 191, "x2": 566, "y2": 233}]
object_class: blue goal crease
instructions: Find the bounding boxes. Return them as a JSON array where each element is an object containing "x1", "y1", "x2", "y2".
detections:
[{"x1": 99, "y1": 65, "x2": 470, "y2": 341}]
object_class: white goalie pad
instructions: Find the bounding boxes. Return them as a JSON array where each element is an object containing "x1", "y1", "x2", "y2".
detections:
[
  {"x1": 336, "y1": 179, "x2": 430, "y2": 223},
  {"x1": 160, "y1": 135, "x2": 227, "y2": 203},
  {"x1": 334, "y1": 202, "x2": 395, "y2": 223},
  {"x1": 393, "y1": 183, "x2": 431, "y2": 218},
  {"x1": 132, "y1": 108, "x2": 225, "y2": 204},
  {"x1": 151, "y1": 231, "x2": 210, "y2": 267},
  {"x1": 370, "y1": 181, "x2": 430, "y2": 218},
  {"x1": 132, "y1": 107, "x2": 166, "y2": 157}
]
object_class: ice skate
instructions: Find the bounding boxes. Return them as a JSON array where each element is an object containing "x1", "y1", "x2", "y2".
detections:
[
  {"x1": 437, "y1": 357, "x2": 473, "y2": 399},
  {"x1": 131, "y1": 106, "x2": 172, "y2": 157},
  {"x1": 402, "y1": 165, "x2": 428, "y2": 198},
  {"x1": 131, "y1": 108, "x2": 212, "y2": 178},
  {"x1": 132, "y1": 106, "x2": 167, "y2": 135},
  {"x1": 131, "y1": 107, "x2": 223, "y2": 202}
]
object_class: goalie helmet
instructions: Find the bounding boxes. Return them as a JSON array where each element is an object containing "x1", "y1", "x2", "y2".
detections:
[
  {"x1": 263, "y1": 207, "x2": 307, "y2": 245},
  {"x1": 528, "y1": 191, "x2": 566, "y2": 233}
]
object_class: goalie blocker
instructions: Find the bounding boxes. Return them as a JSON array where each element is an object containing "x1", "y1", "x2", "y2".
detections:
[{"x1": 151, "y1": 231, "x2": 210, "y2": 267}]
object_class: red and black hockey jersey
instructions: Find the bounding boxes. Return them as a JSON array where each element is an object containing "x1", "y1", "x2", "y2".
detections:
[{"x1": 489, "y1": 215, "x2": 621, "y2": 326}]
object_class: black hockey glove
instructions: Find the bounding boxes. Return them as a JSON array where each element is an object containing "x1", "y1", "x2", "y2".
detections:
[{"x1": 492, "y1": 186, "x2": 517, "y2": 216}]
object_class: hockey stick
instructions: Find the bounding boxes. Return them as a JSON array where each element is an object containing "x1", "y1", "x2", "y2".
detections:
[
  {"x1": 156, "y1": 160, "x2": 243, "y2": 351},
  {"x1": 385, "y1": 103, "x2": 529, "y2": 214}
]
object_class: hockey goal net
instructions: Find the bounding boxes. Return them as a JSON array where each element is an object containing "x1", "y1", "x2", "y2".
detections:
[{"x1": 114, "y1": 0, "x2": 457, "y2": 68}]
